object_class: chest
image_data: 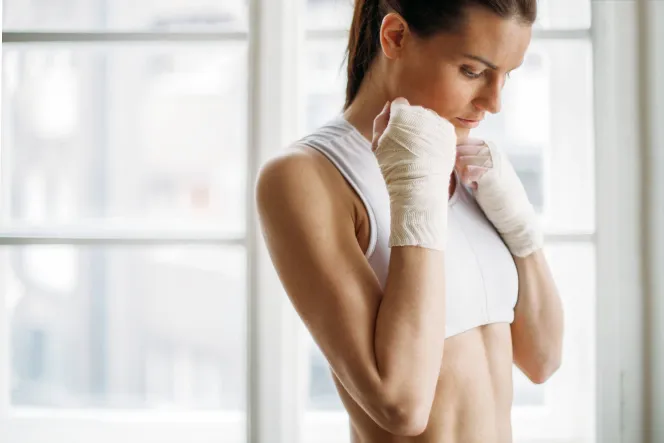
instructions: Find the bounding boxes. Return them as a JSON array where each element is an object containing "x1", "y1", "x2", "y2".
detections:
[{"x1": 367, "y1": 185, "x2": 519, "y2": 337}]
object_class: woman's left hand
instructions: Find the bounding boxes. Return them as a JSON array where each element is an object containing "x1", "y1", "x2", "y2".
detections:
[{"x1": 455, "y1": 138, "x2": 543, "y2": 257}]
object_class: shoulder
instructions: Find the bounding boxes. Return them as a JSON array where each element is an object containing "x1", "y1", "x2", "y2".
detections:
[{"x1": 255, "y1": 143, "x2": 355, "y2": 224}]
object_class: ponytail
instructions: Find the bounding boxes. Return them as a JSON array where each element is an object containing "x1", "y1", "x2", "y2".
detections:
[{"x1": 344, "y1": 0, "x2": 384, "y2": 110}]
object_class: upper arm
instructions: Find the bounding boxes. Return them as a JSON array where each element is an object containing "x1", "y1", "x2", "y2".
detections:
[{"x1": 254, "y1": 149, "x2": 389, "y2": 421}]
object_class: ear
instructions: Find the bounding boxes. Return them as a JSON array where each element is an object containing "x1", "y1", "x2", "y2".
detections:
[{"x1": 379, "y1": 12, "x2": 410, "y2": 60}]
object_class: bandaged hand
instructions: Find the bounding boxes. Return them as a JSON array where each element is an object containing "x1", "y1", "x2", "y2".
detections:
[
  {"x1": 373, "y1": 98, "x2": 457, "y2": 250},
  {"x1": 455, "y1": 138, "x2": 543, "y2": 257}
]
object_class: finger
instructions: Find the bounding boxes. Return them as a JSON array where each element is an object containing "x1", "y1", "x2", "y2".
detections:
[
  {"x1": 389, "y1": 97, "x2": 410, "y2": 115},
  {"x1": 374, "y1": 101, "x2": 390, "y2": 132},
  {"x1": 456, "y1": 143, "x2": 487, "y2": 156},
  {"x1": 459, "y1": 165, "x2": 490, "y2": 185},
  {"x1": 462, "y1": 137, "x2": 487, "y2": 146},
  {"x1": 456, "y1": 154, "x2": 493, "y2": 168},
  {"x1": 372, "y1": 101, "x2": 391, "y2": 152},
  {"x1": 391, "y1": 96, "x2": 410, "y2": 108}
]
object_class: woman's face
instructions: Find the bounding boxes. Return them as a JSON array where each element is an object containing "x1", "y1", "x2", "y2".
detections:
[{"x1": 381, "y1": 7, "x2": 533, "y2": 141}]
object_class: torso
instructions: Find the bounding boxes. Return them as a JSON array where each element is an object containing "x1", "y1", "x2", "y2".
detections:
[
  {"x1": 295, "y1": 117, "x2": 518, "y2": 442},
  {"x1": 340, "y1": 325, "x2": 514, "y2": 443}
]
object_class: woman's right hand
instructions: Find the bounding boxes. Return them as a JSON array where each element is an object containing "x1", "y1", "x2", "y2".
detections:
[{"x1": 372, "y1": 97, "x2": 457, "y2": 250}]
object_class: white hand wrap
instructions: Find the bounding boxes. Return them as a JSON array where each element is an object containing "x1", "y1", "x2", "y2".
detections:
[
  {"x1": 474, "y1": 141, "x2": 544, "y2": 257},
  {"x1": 375, "y1": 101, "x2": 457, "y2": 250}
]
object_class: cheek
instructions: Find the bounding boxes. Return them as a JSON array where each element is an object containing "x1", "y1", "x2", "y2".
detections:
[{"x1": 391, "y1": 62, "x2": 475, "y2": 129}]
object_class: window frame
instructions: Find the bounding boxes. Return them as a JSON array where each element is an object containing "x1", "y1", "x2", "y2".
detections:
[{"x1": 0, "y1": 0, "x2": 306, "y2": 441}]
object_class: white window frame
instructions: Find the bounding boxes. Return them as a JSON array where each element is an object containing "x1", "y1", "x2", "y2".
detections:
[
  {"x1": 0, "y1": 0, "x2": 305, "y2": 441},
  {"x1": 0, "y1": 0, "x2": 650, "y2": 442}
]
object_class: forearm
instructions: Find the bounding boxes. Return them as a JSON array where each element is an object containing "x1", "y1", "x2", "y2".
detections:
[
  {"x1": 511, "y1": 249, "x2": 564, "y2": 383},
  {"x1": 375, "y1": 246, "x2": 446, "y2": 403}
]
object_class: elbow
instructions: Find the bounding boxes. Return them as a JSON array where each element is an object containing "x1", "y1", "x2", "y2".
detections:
[
  {"x1": 529, "y1": 355, "x2": 562, "y2": 384},
  {"x1": 375, "y1": 395, "x2": 432, "y2": 436}
]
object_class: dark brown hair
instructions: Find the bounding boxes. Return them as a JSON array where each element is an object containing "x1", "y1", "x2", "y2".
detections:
[{"x1": 343, "y1": 0, "x2": 537, "y2": 110}]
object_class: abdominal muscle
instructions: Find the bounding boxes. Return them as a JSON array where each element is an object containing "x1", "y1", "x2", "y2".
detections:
[{"x1": 335, "y1": 323, "x2": 515, "y2": 443}]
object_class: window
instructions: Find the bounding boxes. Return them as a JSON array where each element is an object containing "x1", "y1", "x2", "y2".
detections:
[
  {"x1": 302, "y1": 1, "x2": 595, "y2": 443},
  {"x1": 2, "y1": 1, "x2": 249, "y2": 442},
  {"x1": 1, "y1": 1, "x2": 596, "y2": 443}
]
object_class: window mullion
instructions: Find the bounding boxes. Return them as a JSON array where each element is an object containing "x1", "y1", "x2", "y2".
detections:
[
  {"x1": 0, "y1": 250, "x2": 9, "y2": 437},
  {"x1": 0, "y1": 0, "x2": 10, "y2": 428},
  {"x1": 592, "y1": 1, "x2": 645, "y2": 442},
  {"x1": 0, "y1": 229, "x2": 245, "y2": 246},
  {"x1": 304, "y1": 28, "x2": 592, "y2": 41},
  {"x1": 246, "y1": 0, "x2": 305, "y2": 442},
  {"x1": 1, "y1": 31, "x2": 248, "y2": 43}
]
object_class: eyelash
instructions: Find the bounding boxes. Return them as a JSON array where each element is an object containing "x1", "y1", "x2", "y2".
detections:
[
  {"x1": 461, "y1": 66, "x2": 482, "y2": 79},
  {"x1": 461, "y1": 66, "x2": 513, "y2": 80}
]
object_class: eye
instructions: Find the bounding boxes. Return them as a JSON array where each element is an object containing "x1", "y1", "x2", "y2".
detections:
[{"x1": 461, "y1": 66, "x2": 482, "y2": 79}]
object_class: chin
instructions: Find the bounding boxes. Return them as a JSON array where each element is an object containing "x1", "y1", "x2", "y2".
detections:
[{"x1": 455, "y1": 127, "x2": 471, "y2": 143}]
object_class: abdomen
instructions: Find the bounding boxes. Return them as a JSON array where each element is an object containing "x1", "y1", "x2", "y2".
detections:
[{"x1": 334, "y1": 323, "x2": 514, "y2": 443}]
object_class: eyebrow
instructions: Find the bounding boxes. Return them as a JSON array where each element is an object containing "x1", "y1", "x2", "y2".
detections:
[{"x1": 462, "y1": 53, "x2": 499, "y2": 70}]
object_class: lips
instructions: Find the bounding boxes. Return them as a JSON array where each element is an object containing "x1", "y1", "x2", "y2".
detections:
[{"x1": 456, "y1": 117, "x2": 482, "y2": 127}]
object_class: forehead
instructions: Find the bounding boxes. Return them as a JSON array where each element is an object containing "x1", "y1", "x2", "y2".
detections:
[{"x1": 424, "y1": 6, "x2": 533, "y2": 69}]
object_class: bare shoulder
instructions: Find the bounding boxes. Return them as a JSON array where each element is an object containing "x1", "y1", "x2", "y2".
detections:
[{"x1": 255, "y1": 143, "x2": 355, "y2": 225}]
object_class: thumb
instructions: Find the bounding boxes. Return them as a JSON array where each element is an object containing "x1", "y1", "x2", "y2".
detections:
[
  {"x1": 390, "y1": 97, "x2": 410, "y2": 113},
  {"x1": 372, "y1": 101, "x2": 391, "y2": 152}
]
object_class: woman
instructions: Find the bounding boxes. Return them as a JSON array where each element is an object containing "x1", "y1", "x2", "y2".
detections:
[{"x1": 256, "y1": 0, "x2": 564, "y2": 441}]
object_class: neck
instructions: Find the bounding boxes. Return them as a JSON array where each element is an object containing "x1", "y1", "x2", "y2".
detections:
[
  {"x1": 341, "y1": 65, "x2": 471, "y2": 143},
  {"x1": 342, "y1": 67, "x2": 390, "y2": 143}
]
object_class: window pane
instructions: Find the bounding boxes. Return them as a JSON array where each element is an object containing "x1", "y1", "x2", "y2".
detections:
[
  {"x1": 303, "y1": 39, "x2": 594, "y2": 233},
  {"x1": 4, "y1": 245, "x2": 246, "y2": 414},
  {"x1": 307, "y1": 337, "x2": 343, "y2": 411},
  {"x1": 3, "y1": 0, "x2": 248, "y2": 32},
  {"x1": 305, "y1": 0, "x2": 590, "y2": 30},
  {"x1": 306, "y1": 0, "x2": 353, "y2": 31},
  {"x1": 2, "y1": 44, "x2": 247, "y2": 233},
  {"x1": 539, "y1": 242, "x2": 596, "y2": 436},
  {"x1": 302, "y1": 39, "x2": 347, "y2": 135},
  {"x1": 536, "y1": 0, "x2": 591, "y2": 30}
]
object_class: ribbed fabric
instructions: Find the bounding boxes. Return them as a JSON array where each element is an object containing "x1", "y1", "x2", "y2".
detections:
[
  {"x1": 374, "y1": 102, "x2": 457, "y2": 251},
  {"x1": 296, "y1": 115, "x2": 519, "y2": 338}
]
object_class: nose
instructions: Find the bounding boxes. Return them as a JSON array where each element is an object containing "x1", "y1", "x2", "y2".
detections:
[{"x1": 474, "y1": 79, "x2": 503, "y2": 114}]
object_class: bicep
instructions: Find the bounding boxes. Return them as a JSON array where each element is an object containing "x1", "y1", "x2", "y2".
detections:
[{"x1": 255, "y1": 152, "x2": 387, "y2": 412}]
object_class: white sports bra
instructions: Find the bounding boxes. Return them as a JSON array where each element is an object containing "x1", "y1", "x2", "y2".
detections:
[{"x1": 298, "y1": 115, "x2": 519, "y2": 338}]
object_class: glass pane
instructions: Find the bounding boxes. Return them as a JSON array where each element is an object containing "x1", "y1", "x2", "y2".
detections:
[
  {"x1": 5, "y1": 244, "x2": 246, "y2": 414},
  {"x1": 3, "y1": 0, "x2": 248, "y2": 32},
  {"x1": 540, "y1": 242, "x2": 596, "y2": 428},
  {"x1": 302, "y1": 39, "x2": 348, "y2": 136},
  {"x1": 307, "y1": 337, "x2": 343, "y2": 411},
  {"x1": 304, "y1": 39, "x2": 594, "y2": 233},
  {"x1": 2, "y1": 44, "x2": 248, "y2": 233},
  {"x1": 536, "y1": 0, "x2": 591, "y2": 30},
  {"x1": 306, "y1": 0, "x2": 353, "y2": 31},
  {"x1": 305, "y1": 0, "x2": 590, "y2": 30}
]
